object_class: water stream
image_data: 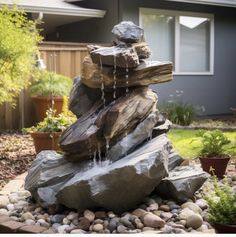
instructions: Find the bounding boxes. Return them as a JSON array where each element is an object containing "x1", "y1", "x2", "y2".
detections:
[
  {"x1": 125, "y1": 55, "x2": 129, "y2": 96},
  {"x1": 99, "y1": 56, "x2": 106, "y2": 107},
  {"x1": 113, "y1": 53, "x2": 117, "y2": 101}
]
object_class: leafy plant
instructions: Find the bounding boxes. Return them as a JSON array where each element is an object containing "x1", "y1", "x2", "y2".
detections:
[
  {"x1": 160, "y1": 101, "x2": 196, "y2": 126},
  {"x1": 0, "y1": 5, "x2": 42, "y2": 105},
  {"x1": 204, "y1": 176, "x2": 236, "y2": 225},
  {"x1": 29, "y1": 70, "x2": 72, "y2": 97},
  {"x1": 23, "y1": 108, "x2": 76, "y2": 133},
  {"x1": 196, "y1": 130, "x2": 231, "y2": 157}
]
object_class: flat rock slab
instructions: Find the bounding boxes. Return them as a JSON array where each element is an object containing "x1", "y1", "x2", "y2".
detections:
[
  {"x1": 81, "y1": 56, "x2": 173, "y2": 89},
  {"x1": 156, "y1": 166, "x2": 209, "y2": 202},
  {"x1": 112, "y1": 21, "x2": 144, "y2": 43},
  {"x1": 90, "y1": 45, "x2": 139, "y2": 68}
]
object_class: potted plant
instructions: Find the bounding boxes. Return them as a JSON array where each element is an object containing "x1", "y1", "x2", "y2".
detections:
[
  {"x1": 29, "y1": 70, "x2": 72, "y2": 121},
  {"x1": 23, "y1": 100, "x2": 76, "y2": 153},
  {"x1": 197, "y1": 130, "x2": 231, "y2": 179},
  {"x1": 204, "y1": 176, "x2": 236, "y2": 233}
]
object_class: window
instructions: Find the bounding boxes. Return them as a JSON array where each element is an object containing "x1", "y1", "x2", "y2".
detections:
[{"x1": 140, "y1": 8, "x2": 214, "y2": 75}]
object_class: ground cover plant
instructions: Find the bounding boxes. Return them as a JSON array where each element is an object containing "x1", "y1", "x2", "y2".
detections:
[{"x1": 167, "y1": 129, "x2": 236, "y2": 159}]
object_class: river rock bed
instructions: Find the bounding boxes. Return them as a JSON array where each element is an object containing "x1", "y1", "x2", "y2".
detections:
[{"x1": 3, "y1": 176, "x2": 235, "y2": 234}]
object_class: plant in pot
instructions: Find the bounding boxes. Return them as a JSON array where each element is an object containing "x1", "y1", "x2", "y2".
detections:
[
  {"x1": 204, "y1": 176, "x2": 236, "y2": 233},
  {"x1": 196, "y1": 129, "x2": 231, "y2": 179},
  {"x1": 23, "y1": 99, "x2": 76, "y2": 153},
  {"x1": 29, "y1": 70, "x2": 72, "y2": 121}
]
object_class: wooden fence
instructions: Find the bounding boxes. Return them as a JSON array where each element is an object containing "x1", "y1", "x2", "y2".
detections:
[{"x1": 0, "y1": 41, "x2": 89, "y2": 131}]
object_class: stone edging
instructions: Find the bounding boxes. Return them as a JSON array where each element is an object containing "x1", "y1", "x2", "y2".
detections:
[
  {"x1": 171, "y1": 125, "x2": 236, "y2": 132},
  {"x1": 0, "y1": 214, "x2": 54, "y2": 234}
]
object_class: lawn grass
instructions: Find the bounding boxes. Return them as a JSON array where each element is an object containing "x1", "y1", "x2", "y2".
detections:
[{"x1": 167, "y1": 129, "x2": 236, "y2": 159}]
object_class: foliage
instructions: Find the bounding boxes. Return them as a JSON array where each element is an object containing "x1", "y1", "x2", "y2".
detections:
[
  {"x1": 160, "y1": 101, "x2": 196, "y2": 126},
  {"x1": 23, "y1": 107, "x2": 76, "y2": 133},
  {"x1": 167, "y1": 129, "x2": 236, "y2": 159},
  {"x1": 0, "y1": 5, "x2": 42, "y2": 105},
  {"x1": 196, "y1": 130, "x2": 231, "y2": 157},
  {"x1": 204, "y1": 176, "x2": 236, "y2": 225},
  {"x1": 29, "y1": 70, "x2": 72, "y2": 97}
]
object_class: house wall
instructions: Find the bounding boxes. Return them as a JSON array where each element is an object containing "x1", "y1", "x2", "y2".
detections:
[
  {"x1": 47, "y1": 0, "x2": 119, "y2": 43},
  {"x1": 118, "y1": 0, "x2": 236, "y2": 115},
  {"x1": 52, "y1": 0, "x2": 236, "y2": 115}
]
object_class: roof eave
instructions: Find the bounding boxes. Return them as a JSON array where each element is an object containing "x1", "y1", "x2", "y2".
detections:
[
  {"x1": 166, "y1": 0, "x2": 236, "y2": 8},
  {"x1": 0, "y1": 4, "x2": 106, "y2": 18}
]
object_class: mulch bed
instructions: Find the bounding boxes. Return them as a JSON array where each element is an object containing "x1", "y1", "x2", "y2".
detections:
[{"x1": 0, "y1": 133, "x2": 35, "y2": 190}]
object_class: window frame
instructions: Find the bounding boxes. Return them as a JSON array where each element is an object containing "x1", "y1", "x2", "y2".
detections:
[{"x1": 139, "y1": 8, "x2": 215, "y2": 75}]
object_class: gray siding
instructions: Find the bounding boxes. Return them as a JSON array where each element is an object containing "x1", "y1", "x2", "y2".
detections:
[{"x1": 50, "y1": 0, "x2": 236, "y2": 115}]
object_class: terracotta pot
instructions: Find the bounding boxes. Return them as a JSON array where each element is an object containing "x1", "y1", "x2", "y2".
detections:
[
  {"x1": 31, "y1": 96, "x2": 63, "y2": 122},
  {"x1": 213, "y1": 223, "x2": 236, "y2": 233},
  {"x1": 31, "y1": 132, "x2": 62, "y2": 154},
  {"x1": 199, "y1": 156, "x2": 230, "y2": 179}
]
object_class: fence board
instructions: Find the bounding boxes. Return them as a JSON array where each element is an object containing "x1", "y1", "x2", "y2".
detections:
[{"x1": 0, "y1": 41, "x2": 89, "y2": 131}]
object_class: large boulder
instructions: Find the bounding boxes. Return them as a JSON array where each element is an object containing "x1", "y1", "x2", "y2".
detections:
[
  {"x1": 57, "y1": 134, "x2": 169, "y2": 213},
  {"x1": 24, "y1": 151, "x2": 82, "y2": 206},
  {"x1": 25, "y1": 135, "x2": 171, "y2": 213},
  {"x1": 81, "y1": 56, "x2": 173, "y2": 89},
  {"x1": 111, "y1": 21, "x2": 144, "y2": 43},
  {"x1": 156, "y1": 166, "x2": 209, "y2": 202},
  {"x1": 59, "y1": 87, "x2": 157, "y2": 162}
]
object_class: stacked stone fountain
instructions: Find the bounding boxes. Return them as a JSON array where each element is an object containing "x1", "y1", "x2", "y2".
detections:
[{"x1": 25, "y1": 21, "x2": 208, "y2": 214}]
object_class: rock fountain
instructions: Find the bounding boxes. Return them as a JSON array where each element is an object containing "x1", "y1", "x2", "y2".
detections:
[{"x1": 25, "y1": 21, "x2": 208, "y2": 214}]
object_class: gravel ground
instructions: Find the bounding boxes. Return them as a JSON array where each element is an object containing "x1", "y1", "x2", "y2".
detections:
[{"x1": 0, "y1": 133, "x2": 35, "y2": 190}]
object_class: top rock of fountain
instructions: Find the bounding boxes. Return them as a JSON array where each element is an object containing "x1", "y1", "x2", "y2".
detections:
[{"x1": 112, "y1": 21, "x2": 144, "y2": 43}]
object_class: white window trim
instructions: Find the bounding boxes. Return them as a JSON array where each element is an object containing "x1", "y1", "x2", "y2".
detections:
[{"x1": 139, "y1": 8, "x2": 215, "y2": 75}]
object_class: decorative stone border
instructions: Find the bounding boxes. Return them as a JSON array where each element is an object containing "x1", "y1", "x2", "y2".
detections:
[
  {"x1": 0, "y1": 214, "x2": 55, "y2": 233},
  {"x1": 172, "y1": 125, "x2": 236, "y2": 132}
]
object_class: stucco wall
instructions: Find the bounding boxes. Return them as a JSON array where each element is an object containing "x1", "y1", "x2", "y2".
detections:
[{"x1": 51, "y1": 0, "x2": 236, "y2": 115}]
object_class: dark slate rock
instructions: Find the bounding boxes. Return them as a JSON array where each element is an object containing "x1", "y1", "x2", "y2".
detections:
[
  {"x1": 156, "y1": 166, "x2": 209, "y2": 202},
  {"x1": 24, "y1": 151, "x2": 83, "y2": 207},
  {"x1": 57, "y1": 134, "x2": 170, "y2": 213},
  {"x1": 25, "y1": 135, "x2": 173, "y2": 212},
  {"x1": 152, "y1": 119, "x2": 172, "y2": 137},
  {"x1": 112, "y1": 21, "x2": 144, "y2": 43},
  {"x1": 90, "y1": 44, "x2": 140, "y2": 68},
  {"x1": 106, "y1": 110, "x2": 162, "y2": 162},
  {"x1": 69, "y1": 77, "x2": 101, "y2": 117},
  {"x1": 168, "y1": 151, "x2": 184, "y2": 171}
]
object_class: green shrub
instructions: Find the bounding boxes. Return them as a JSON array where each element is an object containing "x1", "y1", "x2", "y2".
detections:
[
  {"x1": 160, "y1": 101, "x2": 196, "y2": 126},
  {"x1": 29, "y1": 71, "x2": 72, "y2": 97},
  {"x1": 0, "y1": 5, "x2": 42, "y2": 105},
  {"x1": 23, "y1": 108, "x2": 76, "y2": 133},
  {"x1": 197, "y1": 130, "x2": 231, "y2": 157},
  {"x1": 204, "y1": 176, "x2": 236, "y2": 225}
]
